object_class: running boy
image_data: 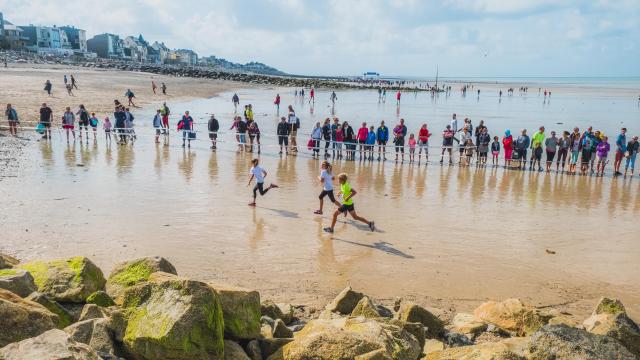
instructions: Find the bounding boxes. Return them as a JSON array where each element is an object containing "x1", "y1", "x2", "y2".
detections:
[
  {"x1": 323, "y1": 173, "x2": 375, "y2": 233},
  {"x1": 315, "y1": 161, "x2": 341, "y2": 215},
  {"x1": 247, "y1": 159, "x2": 278, "y2": 206}
]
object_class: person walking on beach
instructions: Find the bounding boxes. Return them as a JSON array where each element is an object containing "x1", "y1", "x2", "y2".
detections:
[
  {"x1": 230, "y1": 116, "x2": 246, "y2": 151},
  {"x1": 274, "y1": 94, "x2": 281, "y2": 113},
  {"x1": 277, "y1": 116, "x2": 290, "y2": 155},
  {"x1": 232, "y1": 93, "x2": 240, "y2": 112},
  {"x1": 418, "y1": 123, "x2": 431, "y2": 163},
  {"x1": 114, "y1": 106, "x2": 127, "y2": 144},
  {"x1": 440, "y1": 125, "x2": 454, "y2": 165},
  {"x1": 515, "y1": 129, "x2": 530, "y2": 170},
  {"x1": 180, "y1": 111, "x2": 194, "y2": 148},
  {"x1": 613, "y1": 128, "x2": 627, "y2": 176},
  {"x1": 4, "y1": 104, "x2": 19, "y2": 136},
  {"x1": 151, "y1": 80, "x2": 157, "y2": 94},
  {"x1": 39, "y1": 103, "x2": 53, "y2": 140},
  {"x1": 208, "y1": 114, "x2": 219, "y2": 150},
  {"x1": 61, "y1": 106, "x2": 76, "y2": 143},
  {"x1": 76, "y1": 104, "x2": 90, "y2": 141},
  {"x1": 357, "y1": 122, "x2": 369, "y2": 160},
  {"x1": 310, "y1": 87, "x2": 315, "y2": 104},
  {"x1": 70, "y1": 75, "x2": 78, "y2": 90},
  {"x1": 530, "y1": 126, "x2": 545, "y2": 170},
  {"x1": 153, "y1": 109, "x2": 163, "y2": 143},
  {"x1": 544, "y1": 131, "x2": 558, "y2": 172},
  {"x1": 63, "y1": 75, "x2": 68, "y2": 87},
  {"x1": 247, "y1": 158, "x2": 278, "y2": 207},
  {"x1": 125, "y1": 89, "x2": 136, "y2": 107},
  {"x1": 557, "y1": 131, "x2": 570, "y2": 172},
  {"x1": 624, "y1": 136, "x2": 639, "y2": 178},
  {"x1": 330, "y1": 91, "x2": 338, "y2": 110},
  {"x1": 502, "y1": 130, "x2": 513, "y2": 168},
  {"x1": 393, "y1": 119, "x2": 407, "y2": 162},
  {"x1": 396, "y1": 91, "x2": 401, "y2": 106},
  {"x1": 124, "y1": 108, "x2": 136, "y2": 143},
  {"x1": 315, "y1": 161, "x2": 340, "y2": 215},
  {"x1": 160, "y1": 102, "x2": 170, "y2": 134},
  {"x1": 287, "y1": 105, "x2": 299, "y2": 153},
  {"x1": 596, "y1": 136, "x2": 610, "y2": 176},
  {"x1": 323, "y1": 173, "x2": 375, "y2": 234},
  {"x1": 376, "y1": 121, "x2": 389, "y2": 161},
  {"x1": 44, "y1": 80, "x2": 53, "y2": 96},
  {"x1": 161, "y1": 82, "x2": 167, "y2": 95}
]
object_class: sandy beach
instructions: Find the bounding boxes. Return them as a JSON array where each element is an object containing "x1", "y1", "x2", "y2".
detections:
[{"x1": 1, "y1": 65, "x2": 639, "y2": 324}]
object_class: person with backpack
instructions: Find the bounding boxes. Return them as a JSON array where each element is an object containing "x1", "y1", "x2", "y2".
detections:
[
  {"x1": 208, "y1": 114, "x2": 220, "y2": 150},
  {"x1": 287, "y1": 105, "x2": 299, "y2": 153},
  {"x1": 160, "y1": 102, "x2": 170, "y2": 134},
  {"x1": 277, "y1": 116, "x2": 290, "y2": 155},
  {"x1": 180, "y1": 111, "x2": 194, "y2": 148},
  {"x1": 76, "y1": 104, "x2": 90, "y2": 141}
]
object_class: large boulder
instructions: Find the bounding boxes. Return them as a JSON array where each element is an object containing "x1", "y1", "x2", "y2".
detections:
[
  {"x1": 225, "y1": 340, "x2": 251, "y2": 360},
  {"x1": 451, "y1": 312, "x2": 487, "y2": 336},
  {"x1": 395, "y1": 302, "x2": 444, "y2": 338},
  {"x1": 210, "y1": 283, "x2": 261, "y2": 340},
  {"x1": 267, "y1": 317, "x2": 421, "y2": 360},
  {"x1": 325, "y1": 286, "x2": 364, "y2": 315},
  {"x1": 18, "y1": 256, "x2": 106, "y2": 303},
  {"x1": 473, "y1": 298, "x2": 551, "y2": 336},
  {"x1": 0, "y1": 252, "x2": 19, "y2": 269},
  {"x1": 0, "y1": 268, "x2": 37, "y2": 297},
  {"x1": 0, "y1": 288, "x2": 59, "y2": 346},
  {"x1": 120, "y1": 272, "x2": 224, "y2": 360},
  {"x1": 582, "y1": 298, "x2": 640, "y2": 357},
  {"x1": 528, "y1": 324, "x2": 636, "y2": 359},
  {"x1": 106, "y1": 256, "x2": 177, "y2": 305},
  {"x1": 26, "y1": 292, "x2": 74, "y2": 328},
  {"x1": 64, "y1": 318, "x2": 118, "y2": 357},
  {"x1": 424, "y1": 337, "x2": 528, "y2": 360},
  {"x1": 0, "y1": 329, "x2": 102, "y2": 360},
  {"x1": 261, "y1": 300, "x2": 294, "y2": 325}
]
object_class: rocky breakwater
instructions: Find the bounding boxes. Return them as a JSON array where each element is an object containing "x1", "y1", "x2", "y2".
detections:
[{"x1": 0, "y1": 251, "x2": 639, "y2": 359}]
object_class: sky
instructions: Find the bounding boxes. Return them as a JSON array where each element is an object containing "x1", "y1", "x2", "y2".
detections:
[{"x1": 1, "y1": 0, "x2": 639, "y2": 77}]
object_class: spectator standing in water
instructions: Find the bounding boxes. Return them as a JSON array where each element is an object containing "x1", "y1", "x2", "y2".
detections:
[
  {"x1": 624, "y1": 136, "x2": 639, "y2": 177},
  {"x1": 556, "y1": 131, "x2": 570, "y2": 172},
  {"x1": 153, "y1": 109, "x2": 163, "y2": 143},
  {"x1": 596, "y1": 136, "x2": 610, "y2": 176},
  {"x1": 61, "y1": 106, "x2": 76, "y2": 143},
  {"x1": 417, "y1": 123, "x2": 431, "y2": 163},
  {"x1": 613, "y1": 128, "x2": 627, "y2": 176},
  {"x1": 502, "y1": 130, "x2": 513, "y2": 168},
  {"x1": 39, "y1": 103, "x2": 53, "y2": 140},
  {"x1": 287, "y1": 105, "x2": 299, "y2": 153},
  {"x1": 396, "y1": 91, "x2": 401, "y2": 106},
  {"x1": 440, "y1": 125, "x2": 455, "y2": 165},
  {"x1": 544, "y1": 131, "x2": 558, "y2": 172},
  {"x1": 208, "y1": 114, "x2": 219, "y2": 150},
  {"x1": 180, "y1": 111, "x2": 194, "y2": 148},
  {"x1": 277, "y1": 116, "x2": 290, "y2": 155},
  {"x1": 393, "y1": 119, "x2": 407, "y2": 162},
  {"x1": 322, "y1": 118, "x2": 332, "y2": 157},
  {"x1": 514, "y1": 129, "x2": 530, "y2": 170},
  {"x1": 376, "y1": 120, "x2": 389, "y2": 161},
  {"x1": 310, "y1": 87, "x2": 315, "y2": 103},
  {"x1": 160, "y1": 102, "x2": 170, "y2": 134},
  {"x1": 529, "y1": 126, "x2": 545, "y2": 170},
  {"x1": 76, "y1": 104, "x2": 90, "y2": 141},
  {"x1": 274, "y1": 94, "x2": 281, "y2": 113}
]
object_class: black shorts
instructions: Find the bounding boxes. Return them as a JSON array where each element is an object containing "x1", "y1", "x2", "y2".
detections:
[
  {"x1": 377, "y1": 140, "x2": 387, "y2": 146},
  {"x1": 339, "y1": 203, "x2": 354, "y2": 213},
  {"x1": 319, "y1": 190, "x2": 336, "y2": 202},
  {"x1": 41, "y1": 122, "x2": 51, "y2": 128},
  {"x1": 79, "y1": 120, "x2": 89, "y2": 127},
  {"x1": 358, "y1": 139, "x2": 366, "y2": 144},
  {"x1": 278, "y1": 136, "x2": 288, "y2": 146},
  {"x1": 209, "y1": 133, "x2": 217, "y2": 140}
]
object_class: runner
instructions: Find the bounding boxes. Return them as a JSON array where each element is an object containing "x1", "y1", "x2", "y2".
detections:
[
  {"x1": 5, "y1": 104, "x2": 18, "y2": 136},
  {"x1": 376, "y1": 121, "x2": 389, "y2": 161},
  {"x1": 314, "y1": 161, "x2": 340, "y2": 215},
  {"x1": 277, "y1": 116, "x2": 290, "y2": 155},
  {"x1": 208, "y1": 114, "x2": 219, "y2": 150},
  {"x1": 125, "y1": 89, "x2": 136, "y2": 107},
  {"x1": 39, "y1": 103, "x2": 53, "y2": 140},
  {"x1": 247, "y1": 158, "x2": 278, "y2": 207},
  {"x1": 613, "y1": 128, "x2": 627, "y2": 176},
  {"x1": 323, "y1": 173, "x2": 375, "y2": 234},
  {"x1": 61, "y1": 106, "x2": 76, "y2": 143}
]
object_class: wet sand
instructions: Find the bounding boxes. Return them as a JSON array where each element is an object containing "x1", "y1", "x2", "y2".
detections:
[{"x1": 1, "y1": 66, "x2": 639, "y2": 322}]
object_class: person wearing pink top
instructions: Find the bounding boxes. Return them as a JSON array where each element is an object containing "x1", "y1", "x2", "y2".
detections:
[{"x1": 357, "y1": 122, "x2": 369, "y2": 160}]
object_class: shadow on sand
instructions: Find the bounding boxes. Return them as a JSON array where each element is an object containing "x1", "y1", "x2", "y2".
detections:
[{"x1": 333, "y1": 238, "x2": 414, "y2": 259}]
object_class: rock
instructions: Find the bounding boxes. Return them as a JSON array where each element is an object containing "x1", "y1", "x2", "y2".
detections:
[
  {"x1": 443, "y1": 332, "x2": 473, "y2": 347},
  {"x1": 473, "y1": 298, "x2": 552, "y2": 336},
  {"x1": 26, "y1": 292, "x2": 74, "y2": 328},
  {"x1": 261, "y1": 315, "x2": 275, "y2": 327},
  {"x1": 261, "y1": 323, "x2": 274, "y2": 339},
  {"x1": 210, "y1": 283, "x2": 261, "y2": 340},
  {"x1": 86, "y1": 290, "x2": 115, "y2": 307},
  {"x1": 261, "y1": 338, "x2": 293, "y2": 359},
  {"x1": 528, "y1": 324, "x2": 635, "y2": 359},
  {"x1": 583, "y1": 311, "x2": 640, "y2": 357},
  {"x1": 451, "y1": 312, "x2": 487, "y2": 335},
  {"x1": 0, "y1": 329, "x2": 102, "y2": 360},
  {"x1": 107, "y1": 308, "x2": 127, "y2": 343},
  {"x1": 425, "y1": 337, "x2": 529, "y2": 360},
  {"x1": 78, "y1": 303, "x2": 109, "y2": 322},
  {"x1": 120, "y1": 272, "x2": 224, "y2": 360},
  {"x1": 64, "y1": 318, "x2": 117, "y2": 356},
  {"x1": 262, "y1": 300, "x2": 284, "y2": 322},
  {"x1": 0, "y1": 268, "x2": 37, "y2": 297},
  {"x1": 593, "y1": 297, "x2": 626, "y2": 315},
  {"x1": 423, "y1": 339, "x2": 445, "y2": 355},
  {"x1": 276, "y1": 303, "x2": 295, "y2": 325},
  {"x1": 225, "y1": 340, "x2": 251, "y2": 360},
  {"x1": 273, "y1": 319, "x2": 294, "y2": 338},
  {"x1": 246, "y1": 339, "x2": 263, "y2": 360},
  {"x1": 354, "y1": 348, "x2": 393, "y2": 359},
  {"x1": 351, "y1": 296, "x2": 382, "y2": 318},
  {"x1": 0, "y1": 253, "x2": 19, "y2": 269},
  {"x1": 267, "y1": 317, "x2": 421, "y2": 360},
  {"x1": 19, "y1": 256, "x2": 106, "y2": 303},
  {"x1": 105, "y1": 256, "x2": 176, "y2": 305},
  {"x1": 325, "y1": 286, "x2": 364, "y2": 315},
  {"x1": 395, "y1": 302, "x2": 444, "y2": 338},
  {"x1": 0, "y1": 288, "x2": 59, "y2": 346},
  {"x1": 376, "y1": 305, "x2": 394, "y2": 318}
]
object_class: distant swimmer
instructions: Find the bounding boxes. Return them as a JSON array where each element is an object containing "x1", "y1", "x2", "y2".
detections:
[
  {"x1": 247, "y1": 158, "x2": 278, "y2": 207},
  {"x1": 323, "y1": 173, "x2": 375, "y2": 234}
]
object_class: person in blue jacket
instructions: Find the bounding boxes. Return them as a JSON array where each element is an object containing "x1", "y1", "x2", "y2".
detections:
[
  {"x1": 376, "y1": 120, "x2": 389, "y2": 161},
  {"x1": 366, "y1": 126, "x2": 377, "y2": 160},
  {"x1": 514, "y1": 129, "x2": 530, "y2": 170}
]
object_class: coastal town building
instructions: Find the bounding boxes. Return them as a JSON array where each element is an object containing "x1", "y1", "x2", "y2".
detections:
[
  {"x1": 122, "y1": 35, "x2": 148, "y2": 62},
  {"x1": 87, "y1": 33, "x2": 125, "y2": 59},
  {"x1": 2, "y1": 20, "x2": 27, "y2": 50},
  {"x1": 0, "y1": 12, "x2": 5, "y2": 45},
  {"x1": 20, "y1": 25, "x2": 74, "y2": 55},
  {"x1": 59, "y1": 26, "x2": 87, "y2": 52},
  {"x1": 167, "y1": 49, "x2": 198, "y2": 66},
  {"x1": 150, "y1": 41, "x2": 170, "y2": 64}
]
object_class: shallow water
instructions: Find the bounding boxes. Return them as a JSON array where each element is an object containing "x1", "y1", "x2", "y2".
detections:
[{"x1": 2, "y1": 84, "x2": 640, "y2": 317}]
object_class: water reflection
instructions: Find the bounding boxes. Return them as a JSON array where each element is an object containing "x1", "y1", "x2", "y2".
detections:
[{"x1": 178, "y1": 149, "x2": 195, "y2": 182}]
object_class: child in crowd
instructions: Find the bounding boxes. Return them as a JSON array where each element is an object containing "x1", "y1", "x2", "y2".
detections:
[
  {"x1": 408, "y1": 133, "x2": 417, "y2": 163},
  {"x1": 315, "y1": 161, "x2": 341, "y2": 215},
  {"x1": 323, "y1": 173, "x2": 375, "y2": 234},
  {"x1": 596, "y1": 136, "x2": 610, "y2": 176},
  {"x1": 247, "y1": 158, "x2": 278, "y2": 206},
  {"x1": 533, "y1": 142, "x2": 543, "y2": 171},
  {"x1": 103, "y1": 117, "x2": 112, "y2": 142},
  {"x1": 89, "y1": 112, "x2": 99, "y2": 140},
  {"x1": 464, "y1": 138, "x2": 474, "y2": 165},
  {"x1": 366, "y1": 126, "x2": 377, "y2": 160},
  {"x1": 491, "y1": 136, "x2": 500, "y2": 166},
  {"x1": 418, "y1": 124, "x2": 431, "y2": 163},
  {"x1": 335, "y1": 125, "x2": 344, "y2": 159}
]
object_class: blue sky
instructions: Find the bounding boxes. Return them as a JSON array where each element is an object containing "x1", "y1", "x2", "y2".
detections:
[{"x1": 1, "y1": 0, "x2": 639, "y2": 77}]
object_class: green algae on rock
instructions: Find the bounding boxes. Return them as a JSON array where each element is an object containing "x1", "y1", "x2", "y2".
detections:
[
  {"x1": 106, "y1": 256, "x2": 177, "y2": 305},
  {"x1": 86, "y1": 290, "x2": 115, "y2": 307}
]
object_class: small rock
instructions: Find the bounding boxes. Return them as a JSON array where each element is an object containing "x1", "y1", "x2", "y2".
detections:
[
  {"x1": 395, "y1": 301, "x2": 444, "y2": 338},
  {"x1": 451, "y1": 312, "x2": 487, "y2": 335},
  {"x1": 26, "y1": 292, "x2": 74, "y2": 328},
  {"x1": 443, "y1": 331, "x2": 473, "y2": 347},
  {"x1": 0, "y1": 253, "x2": 19, "y2": 269},
  {"x1": 351, "y1": 296, "x2": 381, "y2": 318},
  {"x1": 245, "y1": 339, "x2": 263, "y2": 360},
  {"x1": 272, "y1": 319, "x2": 294, "y2": 339},
  {"x1": 0, "y1": 329, "x2": 102, "y2": 359},
  {"x1": 86, "y1": 290, "x2": 115, "y2": 307},
  {"x1": 325, "y1": 286, "x2": 364, "y2": 315},
  {"x1": 78, "y1": 303, "x2": 109, "y2": 322},
  {"x1": 423, "y1": 339, "x2": 445, "y2": 355},
  {"x1": 225, "y1": 339, "x2": 251, "y2": 360},
  {"x1": 0, "y1": 268, "x2": 37, "y2": 297}
]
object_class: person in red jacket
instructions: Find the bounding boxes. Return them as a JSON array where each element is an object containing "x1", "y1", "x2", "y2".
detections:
[
  {"x1": 357, "y1": 122, "x2": 369, "y2": 160},
  {"x1": 502, "y1": 130, "x2": 513, "y2": 168},
  {"x1": 396, "y1": 91, "x2": 401, "y2": 106},
  {"x1": 418, "y1": 123, "x2": 432, "y2": 163}
]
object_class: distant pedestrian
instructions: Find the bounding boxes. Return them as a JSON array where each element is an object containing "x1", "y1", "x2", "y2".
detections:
[
  {"x1": 44, "y1": 80, "x2": 52, "y2": 96},
  {"x1": 153, "y1": 109, "x2": 163, "y2": 143},
  {"x1": 624, "y1": 136, "x2": 639, "y2": 177},
  {"x1": 70, "y1": 75, "x2": 78, "y2": 90},
  {"x1": 396, "y1": 91, "x2": 401, "y2": 106},
  {"x1": 89, "y1": 112, "x2": 99, "y2": 140},
  {"x1": 179, "y1": 111, "x2": 194, "y2": 148},
  {"x1": 5, "y1": 104, "x2": 19, "y2": 136},
  {"x1": 613, "y1": 128, "x2": 627, "y2": 176},
  {"x1": 103, "y1": 117, "x2": 112, "y2": 142},
  {"x1": 440, "y1": 125, "x2": 454, "y2": 165},
  {"x1": 596, "y1": 136, "x2": 610, "y2": 176},
  {"x1": 418, "y1": 123, "x2": 431, "y2": 163},
  {"x1": 232, "y1": 93, "x2": 240, "y2": 112},
  {"x1": 208, "y1": 114, "x2": 220, "y2": 150},
  {"x1": 125, "y1": 89, "x2": 136, "y2": 107},
  {"x1": 161, "y1": 82, "x2": 167, "y2": 95},
  {"x1": 160, "y1": 102, "x2": 170, "y2": 134},
  {"x1": 61, "y1": 106, "x2": 76, "y2": 143},
  {"x1": 393, "y1": 119, "x2": 407, "y2": 162},
  {"x1": 151, "y1": 80, "x2": 157, "y2": 94},
  {"x1": 39, "y1": 103, "x2": 53, "y2": 139},
  {"x1": 63, "y1": 75, "x2": 68, "y2": 86},
  {"x1": 76, "y1": 104, "x2": 90, "y2": 140},
  {"x1": 277, "y1": 116, "x2": 290, "y2": 155},
  {"x1": 287, "y1": 105, "x2": 299, "y2": 153},
  {"x1": 274, "y1": 94, "x2": 281, "y2": 113}
]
